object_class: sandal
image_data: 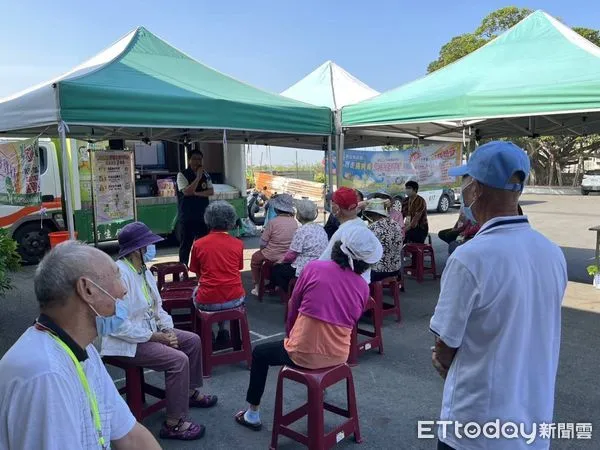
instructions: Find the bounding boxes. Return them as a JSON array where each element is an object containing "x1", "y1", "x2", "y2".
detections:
[
  {"x1": 235, "y1": 410, "x2": 262, "y2": 431},
  {"x1": 189, "y1": 391, "x2": 218, "y2": 408},
  {"x1": 159, "y1": 418, "x2": 205, "y2": 440}
]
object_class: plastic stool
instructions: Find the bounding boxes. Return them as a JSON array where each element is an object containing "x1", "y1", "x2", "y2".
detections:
[
  {"x1": 103, "y1": 357, "x2": 167, "y2": 421},
  {"x1": 258, "y1": 260, "x2": 275, "y2": 302},
  {"x1": 149, "y1": 262, "x2": 193, "y2": 292},
  {"x1": 370, "y1": 277, "x2": 402, "y2": 323},
  {"x1": 194, "y1": 306, "x2": 252, "y2": 377},
  {"x1": 160, "y1": 287, "x2": 195, "y2": 331},
  {"x1": 403, "y1": 237, "x2": 437, "y2": 282},
  {"x1": 283, "y1": 277, "x2": 298, "y2": 323},
  {"x1": 270, "y1": 364, "x2": 362, "y2": 449},
  {"x1": 347, "y1": 298, "x2": 384, "y2": 365}
]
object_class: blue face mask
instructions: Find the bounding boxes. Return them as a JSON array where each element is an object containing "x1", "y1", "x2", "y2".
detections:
[
  {"x1": 143, "y1": 245, "x2": 156, "y2": 263},
  {"x1": 461, "y1": 180, "x2": 478, "y2": 224},
  {"x1": 85, "y1": 279, "x2": 128, "y2": 337}
]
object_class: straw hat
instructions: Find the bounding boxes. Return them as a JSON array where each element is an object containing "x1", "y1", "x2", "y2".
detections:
[{"x1": 364, "y1": 199, "x2": 388, "y2": 217}]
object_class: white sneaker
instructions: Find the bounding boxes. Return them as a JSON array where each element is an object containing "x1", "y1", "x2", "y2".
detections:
[{"x1": 251, "y1": 288, "x2": 259, "y2": 296}]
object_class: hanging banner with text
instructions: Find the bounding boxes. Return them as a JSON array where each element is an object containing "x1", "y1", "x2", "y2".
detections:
[
  {"x1": 91, "y1": 151, "x2": 135, "y2": 226},
  {"x1": 0, "y1": 138, "x2": 41, "y2": 206},
  {"x1": 339, "y1": 143, "x2": 462, "y2": 194}
]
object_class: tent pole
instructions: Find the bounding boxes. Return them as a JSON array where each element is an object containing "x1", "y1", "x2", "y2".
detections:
[
  {"x1": 326, "y1": 135, "x2": 333, "y2": 210},
  {"x1": 336, "y1": 132, "x2": 345, "y2": 188},
  {"x1": 59, "y1": 122, "x2": 76, "y2": 239}
]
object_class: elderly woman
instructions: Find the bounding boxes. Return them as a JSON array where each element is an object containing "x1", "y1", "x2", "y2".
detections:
[
  {"x1": 250, "y1": 193, "x2": 298, "y2": 296},
  {"x1": 271, "y1": 199, "x2": 328, "y2": 293},
  {"x1": 189, "y1": 201, "x2": 244, "y2": 343},
  {"x1": 101, "y1": 222, "x2": 217, "y2": 441},
  {"x1": 363, "y1": 200, "x2": 404, "y2": 283},
  {"x1": 235, "y1": 227, "x2": 383, "y2": 430}
]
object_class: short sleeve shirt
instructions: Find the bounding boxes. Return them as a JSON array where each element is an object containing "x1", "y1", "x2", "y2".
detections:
[
  {"x1": 289, "y1": 223, "x2": 329, "y2": 276},
  {"x1": 177, "y1": 170, "x2": 213, "y2": 192},
  {"x1": 368, "y1": 217, "x2": 403, "y2": 273},
  {"x1": 0, "y1": 328, "x2": 136, "y2": 450},
  {"x1": 261, "y1": 216, "x2": 298, "y2": 262}
]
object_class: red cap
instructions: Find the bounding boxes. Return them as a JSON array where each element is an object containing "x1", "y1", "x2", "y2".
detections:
[{"x1": 332, "y1": 187, "x2": 359, "y2": 210}]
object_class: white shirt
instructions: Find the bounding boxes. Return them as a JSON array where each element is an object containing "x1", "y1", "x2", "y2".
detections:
[
  {"x1": 101, "y1": 260, "x2": 174, "y2": 357},
  {"x1": 319, "y1": 217, "x2": 372, "y2": 283},
  {"x1": 0, "y1": 327, "x2": 136, "y2": 450},
  {"x1": 430, "y1": 216, "x2": 567, "y2": 450},
  {"x1": 176, "y1": 170, "x2": 213, "y2": 192}
]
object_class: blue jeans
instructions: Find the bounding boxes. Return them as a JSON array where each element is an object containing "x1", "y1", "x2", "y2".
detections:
[{"x1": 194, "y1": 296, "x2": 245, "y2": 311}]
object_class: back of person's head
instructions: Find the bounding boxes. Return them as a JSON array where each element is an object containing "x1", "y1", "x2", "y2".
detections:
[
  {"x1": 405, "y1": 180, "x2": 419, "y2": 192},
  {"x1": 295, "y1": 199, "x2": 318, "y2": 223},
  {"x1": 204, "y1": 200, "x2": 238, "y2": 231},
  {"x1": 330, "y1": 227, "x2": 383, "y2": 275}
]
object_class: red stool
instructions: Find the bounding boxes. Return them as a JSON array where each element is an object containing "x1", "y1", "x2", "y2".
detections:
[
  {"x1": 370, "y1": 276, "x2": 402, "y2": 323},
  {"x1": 149, "y1": 262, "x2": 192, "y2": 292},
  {"x1": 403, "y1": 237, "x2": 437, "y2": 283},
  {"x1": 258, "y1": 260, "x2": 274, "y2": 302},
  {"x1": 194, "y1": 306, "x2": 252, "y2": 377},
  {"x1": 160, "y1": 287, "x2": 195, "y2": 331},
  {"x1": 103, "y1": 357, "x2": 167, "y2": 421},
  {"x1": 282, "y1": 277, "x2": 298, "y2": 323},
  {"x1": 348, "y1": 297, "x2": 384, "y2": 365},
  {"x1": 270, "y1": 364, "x2": 362, "y2": 449}
]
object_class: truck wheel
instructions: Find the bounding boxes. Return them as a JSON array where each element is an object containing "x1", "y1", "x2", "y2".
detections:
[
  {"x1": 14, "y1": 223, "x2": 52, "y2": 265},
  {"x1": 437, "y1": 194, "x2": 451, "y2": 213},
  {"x1": 582, "y1": 190, "x2": 590, "y2": 196}
]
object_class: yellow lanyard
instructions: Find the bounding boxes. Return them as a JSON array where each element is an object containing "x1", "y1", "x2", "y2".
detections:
[
  {"x1": 123, "y1": 259, "x2": 154, "y2": 310},
  {"x1": 49, "y1": 334, "x2": 107, "y2": 449}
]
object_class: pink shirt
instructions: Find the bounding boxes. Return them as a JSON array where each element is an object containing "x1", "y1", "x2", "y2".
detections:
[{"x1": 260, "y1": 215, "x2": 298, "y2": 262}]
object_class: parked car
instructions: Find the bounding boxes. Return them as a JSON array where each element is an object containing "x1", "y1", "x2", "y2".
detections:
[{"x1": 582, "y1": 169, "x2": 600, "y2": 195}]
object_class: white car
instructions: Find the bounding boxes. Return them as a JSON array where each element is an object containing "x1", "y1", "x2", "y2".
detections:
[{"x1": 582, "y1": 169, "x2": 600, "y2": 195}]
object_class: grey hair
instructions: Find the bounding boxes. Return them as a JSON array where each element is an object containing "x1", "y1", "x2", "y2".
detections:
[
  {"x1": 295, "y1": 199, "x2": 318, "y2": 222},
  {"x1": 34, "y1": 241, "x2": 104, "y2": 309},
  {"x1": 204, "y1": 200, "x2": 238, "y2": 231}
]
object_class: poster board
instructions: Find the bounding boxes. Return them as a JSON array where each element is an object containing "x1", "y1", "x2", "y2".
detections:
[
  {"x1": 90, "y1": 150, "x2": 136, "y2": 242},
  {"x1": 0, "y1": 138, "x2": 41, "y2": 205},
  {"x1": 338, "y1": 143, "x2": 462, "y2": 194}
]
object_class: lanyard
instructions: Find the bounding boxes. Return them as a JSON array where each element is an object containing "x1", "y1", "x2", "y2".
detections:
[
  {"x1": 123, "y1": 259, "x2": 154, "y2": 309},
  {"x1": 49, "y1": 334, "x2": 107, "y2": 449}
]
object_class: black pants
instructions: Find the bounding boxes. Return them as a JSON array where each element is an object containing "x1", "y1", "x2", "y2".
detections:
[
  {"x1": 271, "y1": 263, "x2": 296, "y2": 293},
  {"x1": 246, "y1": 340, "x2": 295, "y2": 406},
  {"x1": 438, "y1": 228, "x2": 460, "y2": 244},
  {"x1": 178, "y1": 219, "x2": 208, "y2": 266},
  {"x1": 438, "y1": 440, "x2": 455, "y2": 450},
  {"x1": 405, "y1": 226, "x2": 429, "y2": 244},
  {"x1": 371, "y1": 270, "x2": 400, "y2": 283}
]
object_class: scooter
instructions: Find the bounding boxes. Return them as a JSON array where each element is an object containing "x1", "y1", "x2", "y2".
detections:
[{"x1": 246, "y1": 187, "x2": 269, "y2": 226}]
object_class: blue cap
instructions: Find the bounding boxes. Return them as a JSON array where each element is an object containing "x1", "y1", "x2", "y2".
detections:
[{"x1": 449, "y1": 141, "x2": 530, "y2": 191}]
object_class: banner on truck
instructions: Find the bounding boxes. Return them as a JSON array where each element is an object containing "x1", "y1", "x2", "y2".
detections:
[
  {"x1": 91, "y1": 151, "x2": 135, "y2": 226},
  {"x1": 0, "y1": 138, "x2": 41, "y2": 206},
  {"x1": 338, "y1": 143, "x2": 462, "y2": 194}
]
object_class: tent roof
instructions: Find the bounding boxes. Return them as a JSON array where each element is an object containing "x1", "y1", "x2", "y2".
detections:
[
  {"x1": 0, "y1": 27, "x2": 332, "y2": 143},
  {"x1": 341, "y1": 11, "x2": 600, "y2": 141},
  {"x1": 281, "y1": 61, "x2": 379, "y2": 110}
]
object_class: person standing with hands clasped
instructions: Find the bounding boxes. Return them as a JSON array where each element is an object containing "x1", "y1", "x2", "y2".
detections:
[
  {"x1": 177, "y1": 150, "x2": 214, "y2": 266},
  {"x1": 429, "y1": 141, "x2": 567, "y2": 450},
  {"x1": 0, "y1": 241, "x2": 161, "y2": 450},
  {"x1": 101, "y1": 222, "x2": 217, "y2": 441}
]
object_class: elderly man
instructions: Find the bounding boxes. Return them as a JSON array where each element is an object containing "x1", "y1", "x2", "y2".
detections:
[
  {"x1": 430, "y1": 141, "x2": 567, "y2": 450},
  {"x1": 0, "y1": 241, "x2": 161, "y2": 450}
]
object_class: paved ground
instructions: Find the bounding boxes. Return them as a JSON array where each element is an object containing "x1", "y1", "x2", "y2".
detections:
[{"x1": 1, "y1": 194, "x2": 599, "y2": 449}]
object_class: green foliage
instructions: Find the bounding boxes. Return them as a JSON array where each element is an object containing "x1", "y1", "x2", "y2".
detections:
[
  {"x1": 572, "y1": 27, "x2": 600, "y2": 46},
  {"x1": 0, "y1": 228, "x2": 21, "y2": 297},
  {"x1": 475, "y1": 7, "x2": 533, "y2": 39},
  {"x1": 427, "y1": 33, "x2": 488, "y2": 73},
  {"x1": 587, "y1": 265, "x2": 599, "y2": 277}
]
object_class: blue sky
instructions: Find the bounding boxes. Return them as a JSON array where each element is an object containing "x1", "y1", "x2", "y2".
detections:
[{"x1": 1, "y1": 0, "x2": 598, "y2": 165}]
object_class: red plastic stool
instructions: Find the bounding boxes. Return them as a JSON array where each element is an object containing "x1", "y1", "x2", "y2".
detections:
[
  {"x1": 160, "y1": 287, "x2": 195, "y2": 331},
  {"x1": 270, "y1": 364, "x2": 362, "y2": 449},
  {"x1": 258, "y1": 260, "x2": 275, "y2": 302},
  {"x1": 194, "y1": 306, "x2": 252, "y2": 377},
  {"x1": 348, "y1": 297, "x2": 384, "y2": 365},
  {"x1": 282, "y1": 277, "x2": 298, "y2": 323},
  {"x1": 103, "y1": 356, "x2": 167, "y2": 421},
  {"x1": 370, "y1": 276, "x2": 402, "y2": 323},
  {"x1": 149, "y1": 262, "x2": 194, "y2": 292},
  {"x1": 403, "y1": 237, "x2": 437, "y2": 283}
]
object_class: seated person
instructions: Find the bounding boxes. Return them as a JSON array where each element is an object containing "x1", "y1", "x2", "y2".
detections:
[
  {"x1": 101, "y1": 222, "x2": 217, "y2": 441},
  {"x1": 271, "y1": 199, "x2": 329, "y2": 293},
  {"x1": 250, "y1": 193, "x2": 298, "y2": 296},
  {"x1": 324, "y1": 189, "x2": 366, "y2": 239},
  {"x1": 364, "y1": 200, "x2": 404, "y2": 283},
  {"x1": 370, "y1": 192, "x2": 405, "y2": 232},
  {"x1": 234, "y1": 227, "x2": 383, "y2": 431},
  {"x1": 189, "y1": 201, "x2": 245, "y2": 343},
  {"x1": 402, "y1": 181, "x2": 429, "y2": 244},
  {"x1": 438, "y1": 207, "x2": 470, "y2": 245}
]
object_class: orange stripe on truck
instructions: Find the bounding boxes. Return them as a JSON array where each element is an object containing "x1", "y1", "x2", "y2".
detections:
[{"x1": 0, "y1": 199, "x2": 62, "y2": 228}]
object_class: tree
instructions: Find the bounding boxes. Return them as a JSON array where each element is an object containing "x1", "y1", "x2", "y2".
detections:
[{"x1": 427, "y1": 7, "x2": 600, "y2": 185}]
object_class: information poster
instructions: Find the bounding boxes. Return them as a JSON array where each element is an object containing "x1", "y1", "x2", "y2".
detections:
[
  {"x1": 0, "y1": 138, "x2": 41, "y2": 206},
  {"x1": 91, "y1": 151, "x2": 135, "y2": 225},
  {"x1": 339, "y1": 143, "x2": 462, "y2": 194}
]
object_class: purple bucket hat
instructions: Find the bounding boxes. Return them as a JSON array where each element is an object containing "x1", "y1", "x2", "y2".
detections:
[{"x1": 118, "y1": 222, "x2": 164, "y2": 259}]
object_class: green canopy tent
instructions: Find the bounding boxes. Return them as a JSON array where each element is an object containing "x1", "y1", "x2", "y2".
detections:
[
  {"x1": 341, "y1": 10, "x2": 600, "y2": 142},
  {"x1": 0, "y1": 26, "x2": 332, "y2": 236}
]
